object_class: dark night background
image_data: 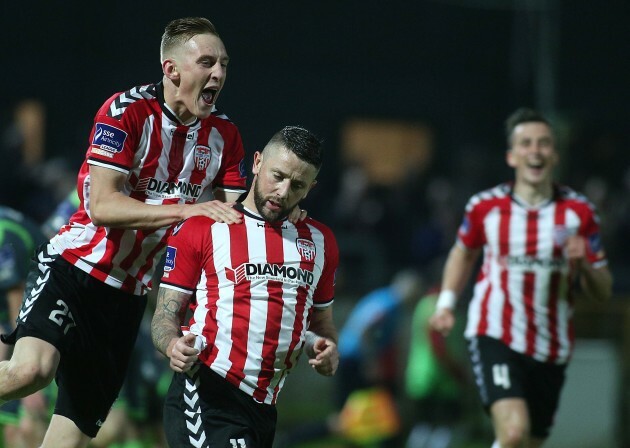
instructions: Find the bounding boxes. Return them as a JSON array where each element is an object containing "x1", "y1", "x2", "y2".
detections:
[{"x1": 3, "y1": 1, "x2": 628, "y2": 172}]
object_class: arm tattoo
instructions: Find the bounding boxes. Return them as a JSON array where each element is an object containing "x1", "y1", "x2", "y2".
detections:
[{"x1": 151, "y1": 287, "x2": 191, "y2": 357}]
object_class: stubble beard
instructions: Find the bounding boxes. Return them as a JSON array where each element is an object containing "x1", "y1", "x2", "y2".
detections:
[{"x1": 253, "y1": 179, "x2": 290, "y2": 222}]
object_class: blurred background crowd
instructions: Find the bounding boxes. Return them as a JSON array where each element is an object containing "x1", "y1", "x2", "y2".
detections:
[{"x1": 1, "y1": 1, "x2": 628, "y2": 447}]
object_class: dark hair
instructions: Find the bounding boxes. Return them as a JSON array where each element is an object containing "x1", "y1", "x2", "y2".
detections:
[
  {"x1": 161, "y1": 17, "x2": 219, "y2": 60},
  {"x1": 267, "y1": 126, "x2": 323, "y2": 170},
  {"x1": 505, "y1": 107, "x2": 552, "y2": 146}
]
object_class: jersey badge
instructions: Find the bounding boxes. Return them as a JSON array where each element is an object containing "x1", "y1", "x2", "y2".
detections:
[
  {"x1": 164, "y1": 246, "x2": 177, "y2": 272},
  {"x1": 588, "y1": 233, "x2": 604, "y2": 256},
  {"x1": 92, "y1": 123, "x2": 127, "y2": 154},
  {"x1": 296, "y1": 238, "x2": 316, "y2": 262},
  {"x1": 194, "y1": 145, "x2": 213, "y2": 170}
]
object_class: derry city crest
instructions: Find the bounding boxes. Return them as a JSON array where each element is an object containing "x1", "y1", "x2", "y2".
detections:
[
  {"x1": 296, "y1": 238, "x2": 316, "y2": 262},
  {"x1": 194, "y1": 145, "x2": 213, "y2": 170}
]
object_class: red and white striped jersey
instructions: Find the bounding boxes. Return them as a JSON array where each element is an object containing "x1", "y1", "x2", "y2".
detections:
[
  {"x1": 51, "y1": 83, "x2": 247, "y2": 295},
  {"x1": 160, "y1": 205, "x2": 339, "y2": 404},
  {"x1": 458, "y1": 183, "x2": 607, "y2": 364}
]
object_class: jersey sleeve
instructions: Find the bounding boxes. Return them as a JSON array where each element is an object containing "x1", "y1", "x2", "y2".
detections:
[
  {"x1": 456, "y1": 197, "x2": 486, "y2": 250},
  {"x1": 160, "y1": 217, "x2": 210, "y2": 293},
  {"x1": 312, "y1": 225, "x2": 339, "y2": 307},
  {"x1": 212, "y1": 124, "x2": 247, "y2": 193},
  {"x1": 579, "y1": 205, "x2": 607, "y2": 266},
  {"x1": 85, "y1": 93, "x2": 141, "y2": 174}
]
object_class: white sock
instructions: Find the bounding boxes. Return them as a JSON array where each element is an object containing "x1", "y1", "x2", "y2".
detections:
[{"x1": 491, "y1": 441, "x2": 500, "y2": 448}]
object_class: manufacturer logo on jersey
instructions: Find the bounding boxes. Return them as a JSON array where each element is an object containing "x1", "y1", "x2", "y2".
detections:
[
  {"x1": 296, "y1": 238, "x2": 316, "y2": 261},
  {"x1": 169, "y1": 129, "x2": 196, "y2": 140},
  {"x1": 135, "y1": 178, "x2": 202, "y2": 201},
  {"x1": 194, "y1": 145, "x2": 213, "y2": 170},
  {"x1": 164, "y1": 246, "x2": 177, "y2": 272},
  {"x1": 225, "y1": 263, "x2": 314, "y2": 286},
  {"x1": 92, "y1": 123, "x2": 127, "y2": 153}
]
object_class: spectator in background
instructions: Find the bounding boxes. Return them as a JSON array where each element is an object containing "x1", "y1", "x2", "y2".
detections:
[
  {"x1": 405, "y1": 281, "x2": 468, "y2": 448},
  {"x1": 277, "y1": 269, "x2": 422, "y2": 448},
  {"x1": 430, "y1": 108, "x2": 613, "y2": 448},
  {"x1": 0, "y1": 100, "x2": 76, "y2": 223},
  {"x1": 336, "y1": 269, "x2": 422, "y2": 406}
]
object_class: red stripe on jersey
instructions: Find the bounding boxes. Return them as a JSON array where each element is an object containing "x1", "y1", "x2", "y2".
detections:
[
  {"x1": 547, "y1": 273, "x2": 561, "y2": 362},
  {"x1": 167, "y1": 126, "x2": 187, "y2": 181},
  {"x1": 547, "y1": 202, "x2": 566, "y2": 362},
  {"x1": 133, "y1": 115, "x2": 163, "y2": 201},
  {"x1": 135, "y1": 234, "x2": 169, "y2": 291},
  {"x1": 200, "y1": 229, "x2": 221, "y2": 367},
  {"x1": 499, "y1": 200, "x2": 513, "y2": 344},
  {"x1": 523, "y1": 210, "x2": 539, "y2": 356},
  {"x1": 91, "y1": 228, "x2": 126, "y2": 281},
  {"x1": 253, "y1": 227, "x2": 285, "y2": 402},
  {"x1": 226, "y1": 223, "x2": 251, "y2": 387}
]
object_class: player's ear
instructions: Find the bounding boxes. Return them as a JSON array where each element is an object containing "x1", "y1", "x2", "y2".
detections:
[
  {"x1": 506, "y1": 149, "x2": 517, "y2": 168},
  {"x1": 302, "y1": 180, "x2": 318, "y2": 199},
  {"x1": 252, "y1": 151, "x2": 263, "y2": 175},
  {"x1": 163, "y1": 59, "x2": 179, "y2": 81}
]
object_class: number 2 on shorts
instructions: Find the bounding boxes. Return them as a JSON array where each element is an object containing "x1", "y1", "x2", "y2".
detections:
[{"x1": 48, "y1": 299, "x2": 77, "y2": 334}]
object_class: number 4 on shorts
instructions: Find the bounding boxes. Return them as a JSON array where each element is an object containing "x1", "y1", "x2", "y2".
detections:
[{"x1": 492, "y1": 363, "x2": 511, "y2": 389}]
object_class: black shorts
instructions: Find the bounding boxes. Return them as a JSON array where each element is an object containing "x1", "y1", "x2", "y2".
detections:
[
  {"x1": 467, "y1": 336, "x2": 566, "y2": 438},
  {"x1": 164, "y1": 365, "x2": 277, "y2": 448},
  {"x1": 1, "y1": 243, "x2": 147, "y2": 438}
]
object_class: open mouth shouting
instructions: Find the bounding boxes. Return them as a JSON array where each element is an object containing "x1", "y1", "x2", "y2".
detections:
[{"x1": 201, "y1": 88, "x2": 218, "y2": 106}]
